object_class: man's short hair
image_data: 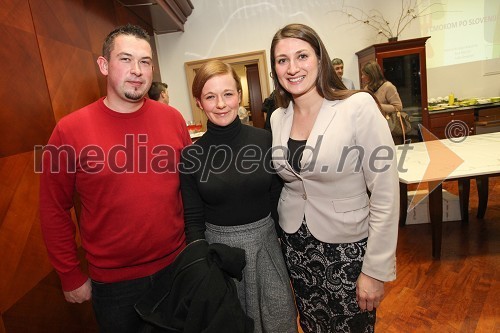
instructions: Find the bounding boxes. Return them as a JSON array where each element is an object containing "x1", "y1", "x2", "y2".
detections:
[
  {"x1": 331, "y1": 58, "x2": 344, "y2": 66},
  {"x1": 148, "y1": 82, "x2": 168, "y2": 101},
  {"x1": 102, "y1": 24, "x2": 150, "y2": 60}
]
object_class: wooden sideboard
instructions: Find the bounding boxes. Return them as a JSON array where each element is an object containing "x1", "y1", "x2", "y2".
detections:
[
  {"x1": 428, "y1": 103, "x2": 500, "y2": 139},
  {"x1": 476, "y1": 104, "x2": 500, "y2": 134},
  {"x1": 429, "y1": 109, "x2": 475, "y2": 139}
]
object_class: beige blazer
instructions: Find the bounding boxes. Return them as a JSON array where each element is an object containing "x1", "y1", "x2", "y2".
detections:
[
  {"x1": 369, "y1": 81, "x2": 403, "y2": 114},
  {"x1": 270, "y1": 92, "x2": 399, "y2": 281}
]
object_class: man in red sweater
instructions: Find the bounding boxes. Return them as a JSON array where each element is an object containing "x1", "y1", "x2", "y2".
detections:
[{"x1": 39, "y1": 24, "x2": 191, "y2": 332}]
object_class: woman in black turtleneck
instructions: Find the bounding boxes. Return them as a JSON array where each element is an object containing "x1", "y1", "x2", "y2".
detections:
[{"x1": 179, "y1": 60, "x2": 297, "y2": 333}]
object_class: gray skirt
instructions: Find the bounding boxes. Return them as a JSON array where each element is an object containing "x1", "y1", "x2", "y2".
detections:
[{"x1": 205, "y1": 215, "x2": 298, "y2": 333}]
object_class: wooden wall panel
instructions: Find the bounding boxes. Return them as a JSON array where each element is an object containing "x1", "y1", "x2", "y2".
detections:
[
  {"x1": 31, "y1": 0, "x2": 104, "y2": 121},
  {"x1": 37, "y1": 36, "x2": 102, "y2": 121},
  {"x1": 0, "y1": 0, "x2": 160, "y2": 331},
  {"x1": 0, "y1": 152, "x2": 52, "y2": 313},
  {"x1": 3, "y1": 269, "x2": 98, "y2": 333},
  {"x1": 85, "y1": 0, "x2": 118, "y2": 55},
  {"x1": 29, "y1": 0, "x2": 92, "y2": 51},
  {"x1": 0, "y1": 155, "x2": 32, "y2": 228},
  {"x1": 0, "y1": 21, "x2": 54, "y2": 157},
  {"x1": 0, "y1": 0, "x2": 35, "y2": 34}
]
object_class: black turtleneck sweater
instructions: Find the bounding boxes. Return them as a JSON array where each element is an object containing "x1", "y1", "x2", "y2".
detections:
[{"x1": 179, "y1": 117, "x2": 283, "y2": 243}]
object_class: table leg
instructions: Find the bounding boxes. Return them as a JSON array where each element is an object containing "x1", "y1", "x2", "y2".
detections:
[
  {"x1": 399, "y1": 182, "x2": 408, "y2": 227},
  {"x1": 476, "y1": 176, "x2": 489, "y2": 218},
  {"x1": 428, "y1": 181, "x2": 443, "y2": 259},
  {"x1": 458, "y1": 178, "x2": 470, "y2": 224}
]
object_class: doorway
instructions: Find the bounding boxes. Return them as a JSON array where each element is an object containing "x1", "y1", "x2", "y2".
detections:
[{"x1": 184, "y1": 50, "x2": 270, "y2": 129}]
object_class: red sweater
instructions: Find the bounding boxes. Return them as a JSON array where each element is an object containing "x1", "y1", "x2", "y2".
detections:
[{"x1": 39, "y1": 98, "x2": 191, "y2": 291}]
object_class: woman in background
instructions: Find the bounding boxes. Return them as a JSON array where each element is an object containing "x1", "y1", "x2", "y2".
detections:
[
  {"x1": 362, "y1": 60, "x2": 405, "y2": 144},
  {"x1": 269, "y1": 23, "x2": 399, "y2": 333},
  {"x1": 179, "y1": 59, "x2": 297, "y2": 333}
]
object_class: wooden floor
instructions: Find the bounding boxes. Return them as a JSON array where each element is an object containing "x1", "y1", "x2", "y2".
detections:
[
  {"x1": 297, "y1": 179, "x2": 500, "y2": 333},
  {"x1": 375, "y1": 179, "x2": 500, "y2": 333},
  {"x1": 2, "y1": 179, "x2": 498, "y2": 332}
]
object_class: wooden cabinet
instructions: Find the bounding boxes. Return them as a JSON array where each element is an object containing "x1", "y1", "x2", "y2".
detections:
[
  {"x1": 427, "y1": 103, "x2": 500, "y2": 139},
  {"x1": 428, "y1": 109, "x2": 475, "y2": 139},
  {"x1": 356, "y1": 37, "x2": 431, "y2": 142},
  {"x1": 475, "y1": 105, "x2": 500, "y2": 135}
]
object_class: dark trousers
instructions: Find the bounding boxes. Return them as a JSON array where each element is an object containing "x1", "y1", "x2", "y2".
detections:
[{"x1": 91, "y1": 265, "x2": 172, "y2": 333}]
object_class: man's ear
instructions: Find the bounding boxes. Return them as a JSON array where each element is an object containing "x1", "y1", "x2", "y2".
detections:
[{"x1": 97, "y1": 56, "x2": 108, "y2": 75}]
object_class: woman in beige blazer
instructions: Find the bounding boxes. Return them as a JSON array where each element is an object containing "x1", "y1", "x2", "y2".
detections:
[{"x1": 269, "y1": 23, "x2": 399, "y2": 333}]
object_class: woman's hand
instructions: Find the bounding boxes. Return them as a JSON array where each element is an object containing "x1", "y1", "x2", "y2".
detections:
[{"x1": 356, "y1": 272, "x2": 384, "y2": 311}]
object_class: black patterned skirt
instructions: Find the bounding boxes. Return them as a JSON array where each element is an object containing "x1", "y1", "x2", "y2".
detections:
[{"x1": 281, "y1": 220, "x2": 376, "y2": 333}]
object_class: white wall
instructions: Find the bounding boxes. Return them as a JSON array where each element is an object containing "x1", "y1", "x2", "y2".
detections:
[
  {"x1": 427, "y1": 60, "x2": 500, "y2": 101},
  {"x1": 156, "y1": 0, "x2": 500, "y2": 121}
]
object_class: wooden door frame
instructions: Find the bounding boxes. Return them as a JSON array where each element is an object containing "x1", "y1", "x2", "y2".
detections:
[{"x1": 184, "y1": 50, "x2": 270, "y2": 128}]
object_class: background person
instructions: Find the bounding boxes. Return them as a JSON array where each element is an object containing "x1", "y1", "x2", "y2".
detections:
[
  {"x1": 361, "y1": 60, "x2": 404, "y2": 144},
  {"x1": 332, "y1": 57, "x2": 356, "y2": 89},
  {"x1": 148, "y1": 81, "x2": 170, "y2": 104},
  {"x1": 238, "y1": 105, "x2": 250, "y2": 124},
  {"x1": 269, "y1": 23, "x2": 399, "y2": 333},
  {"x1": 39, "y1": 24, "x2": 191, "y2": 332},
  {"x1": 262, "y1": 90, "x2": 277, "y2": 132},
  {"x1": 179, "y1": 59, "x2": 297, "y2": 333}
]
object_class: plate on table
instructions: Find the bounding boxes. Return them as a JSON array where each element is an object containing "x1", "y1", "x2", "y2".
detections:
[
  {"x1": 477, "y1": 98, "x2": 492, "y2": 105},
  {"x1": 429, "y1": 106, "x2": 445, "y2": 111}
]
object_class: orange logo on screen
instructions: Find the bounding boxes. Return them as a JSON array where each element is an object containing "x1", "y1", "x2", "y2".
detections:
[{"x1": 408, "y1": 126, "x2": 464, "y2": 211}]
